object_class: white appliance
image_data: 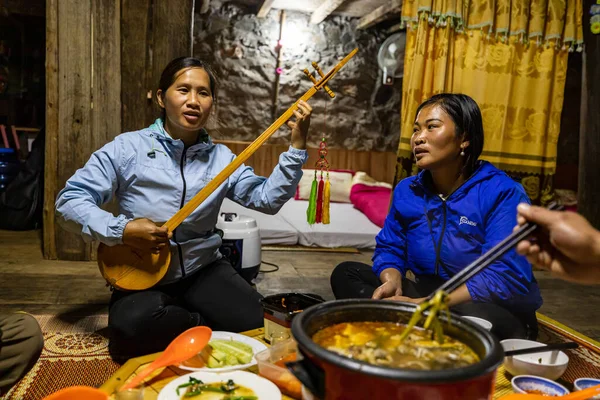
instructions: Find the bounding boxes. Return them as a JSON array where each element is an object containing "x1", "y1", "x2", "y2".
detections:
[{"x1": 216, "y1": 212, "x2": 261, "y2": 283}]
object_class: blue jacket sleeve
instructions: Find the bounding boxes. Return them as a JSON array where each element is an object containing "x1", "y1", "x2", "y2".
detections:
[
  {"x1": 227, "y1": 146, "x2": 308, "y2": 214},
  {"x1": 372, "y1": 184, "x2": 407, "y2": 277},
  {"x1": 465, "y1": 184, "x2": 542, "y2": 310},
  {"x1": 55, "y1": 139, "x2": 132, "y2": 246}
]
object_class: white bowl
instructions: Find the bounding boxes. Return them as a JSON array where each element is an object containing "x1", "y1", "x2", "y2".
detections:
[
  {"x1": 501, "y1": 339, "x2": 569, "y2": 380},
  {"x1": 462, "y1": 316, "x2": 493, "y2": 331}
]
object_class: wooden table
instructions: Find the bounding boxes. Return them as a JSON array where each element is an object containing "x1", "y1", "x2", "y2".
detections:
[
  {"x1": 100, "y1": 328, "x2": 294, "y2": 399},
  {"x1": 100, "y1": 327, "x2": 514, "y2": 399}
]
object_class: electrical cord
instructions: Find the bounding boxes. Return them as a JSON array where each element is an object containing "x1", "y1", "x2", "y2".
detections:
[{"x1": 259, "y1": 260, "x2": 280, "y2": 273}]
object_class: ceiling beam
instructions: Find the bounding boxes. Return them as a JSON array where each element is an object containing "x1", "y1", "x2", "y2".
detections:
[
  {"x1": 257, "y1": 0, "x2": 275, "y2": 18},
  {"x1": 357, "y1": 0, "x2": 402, "y2": 30},
  {"x1": 310, "y1": 0, "x2": 348, "y2": 24}
]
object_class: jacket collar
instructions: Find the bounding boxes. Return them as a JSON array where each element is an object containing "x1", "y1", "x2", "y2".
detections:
[
  {"x1": 412, "y1": 161, "x2": 497, "y2": 200},
  {"x1": 147, "y1": 118, "x2": 214, "y2": 152}
]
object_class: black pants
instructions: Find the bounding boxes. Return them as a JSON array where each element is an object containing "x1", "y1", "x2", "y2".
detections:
[
  {"x1": 330, "y1": 262, "x2": 538, "y2": 341},
  {"x1": 108, "y1": 258, "x2": 263, "y2": 357}
]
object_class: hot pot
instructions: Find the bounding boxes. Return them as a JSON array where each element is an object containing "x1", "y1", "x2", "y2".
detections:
[{"x1": 288, "y1": 299, "x2": 504, "y2": 400}]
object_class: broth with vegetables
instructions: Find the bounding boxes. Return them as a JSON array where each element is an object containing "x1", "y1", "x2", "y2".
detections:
[{"x1": 312, "y1": 321, "x2": 479, "y2": 370}]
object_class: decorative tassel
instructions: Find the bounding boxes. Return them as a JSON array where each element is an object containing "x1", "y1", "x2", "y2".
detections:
[
  {"x1": 307, "y1": 173, "x2": 318, "y2": 224},
  {"x1": 316, "y1": 177, "x2": 324, "y2": 223},
  {"x1": 322, "y1": 175, "x2": 331, "y2": 224}
]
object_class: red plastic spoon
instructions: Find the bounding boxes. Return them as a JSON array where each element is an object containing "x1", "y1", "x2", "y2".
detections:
[{"x1": 119, "y1": 326, "x2": 212, "y2": 391}]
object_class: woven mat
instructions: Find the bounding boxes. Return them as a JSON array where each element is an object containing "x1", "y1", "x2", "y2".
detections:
[
  {"x1": 2, "y1": 313, "x2": 599, "y2": 400},
  {"x1": 1, "y1": 314, "x2": 121, "y2": 400},
  {"x1": 493, "y1": 313, "x2": 600, "y2": 398}
]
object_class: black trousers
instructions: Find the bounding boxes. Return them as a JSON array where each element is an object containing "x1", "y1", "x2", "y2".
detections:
[
  {"x1": 330, "y1": 261, "x2": 538, "y2": 341},
  {"x1": 108, "y1": 258, "x2": 263, "y2": 357}
]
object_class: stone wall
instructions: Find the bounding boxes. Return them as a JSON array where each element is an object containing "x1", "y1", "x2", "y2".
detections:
[{"x1": 193, "y1": 1, "x2": 402, "y2": 152}]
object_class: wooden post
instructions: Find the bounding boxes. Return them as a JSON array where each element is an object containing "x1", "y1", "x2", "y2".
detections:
[
  {"x1": 44, "y1": 0, "x2": 59, "y2": 259},
  {"x1": 578, "y1": 0, "x2": 600, "y2": 229}
]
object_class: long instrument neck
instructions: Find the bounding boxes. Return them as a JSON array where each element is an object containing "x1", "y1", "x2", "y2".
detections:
[{"x1": 162, "y1": 48, "x2": 358, "y2": 232}]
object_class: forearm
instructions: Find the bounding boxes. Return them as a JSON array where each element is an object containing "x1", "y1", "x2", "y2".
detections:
[{"x1": 447, "y1": 284, "x2": 472, "y2": 307}]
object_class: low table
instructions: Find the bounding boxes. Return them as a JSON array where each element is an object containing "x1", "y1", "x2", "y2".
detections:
[
  {"x1": 101, "y1": 328, "x2": 294, "y2": 400},
  {"x1": 101, "y1": 314, "x2": 600, "y2": 399}
]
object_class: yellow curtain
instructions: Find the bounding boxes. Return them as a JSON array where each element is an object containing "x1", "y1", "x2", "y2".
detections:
[{"x1": 396, "y1": 0, "x2": 583, "y2": 204}]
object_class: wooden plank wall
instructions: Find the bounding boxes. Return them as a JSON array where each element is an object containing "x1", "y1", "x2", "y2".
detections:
[
  {"x1": 216, "y1": 140, "x2": 397, "y2": 184},
  {"x1": 120, "y1": 0, "x2": 194, "y2": 132},
  {"x1": 45, "y1": 0, "x2": 121, "y2": 260},
  {"x1": 45, "y1": 0, "x2": 194, "y2": 260}
]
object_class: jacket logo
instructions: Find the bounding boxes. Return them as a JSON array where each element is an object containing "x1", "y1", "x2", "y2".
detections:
[{"x1": 459, "y1": 216, "x2": 477, "y2": 226}]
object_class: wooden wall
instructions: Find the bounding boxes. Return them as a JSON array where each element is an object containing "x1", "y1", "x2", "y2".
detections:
[
  {"x1": 217, "y1": 141, "x2": 397, "y2": 184},
  {"x1": 44, "y1": 0, "x2": 193, "y2": 260},
  {"x1": 44, "y1": 0, "x2": 121, "y2": 260}
]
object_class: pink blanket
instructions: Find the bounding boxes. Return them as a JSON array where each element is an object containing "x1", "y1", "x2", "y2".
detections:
[{"x1": 349, "y1": 172, "x2": 392, "y2": 228}]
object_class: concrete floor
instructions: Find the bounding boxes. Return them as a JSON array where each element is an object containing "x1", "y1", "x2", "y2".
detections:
[{"x1": 1, "y1": 230, "x2": 599, "y2": 340}]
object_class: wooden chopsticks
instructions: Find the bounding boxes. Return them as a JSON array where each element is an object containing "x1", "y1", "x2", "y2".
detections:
[{"x1": 428, "y1": 202, "x2": 564, "y2": 300}]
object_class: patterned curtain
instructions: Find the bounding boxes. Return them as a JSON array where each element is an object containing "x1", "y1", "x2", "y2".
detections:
[{"x1": 396, "y1": 0, "x2": 583, "y2": 204}]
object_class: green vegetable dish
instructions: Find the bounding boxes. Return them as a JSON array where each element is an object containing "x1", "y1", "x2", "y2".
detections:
[
  {"x1": 176, "y1": 377, "x2": 257, "y2": 400},
  {"x1": 200, "y1": 340, "x2": 254, "y2": 369}
]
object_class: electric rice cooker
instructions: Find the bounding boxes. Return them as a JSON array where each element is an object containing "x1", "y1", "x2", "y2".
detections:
[{"x1": 216, "y1": 212, "x2": 261, "y2": 283}]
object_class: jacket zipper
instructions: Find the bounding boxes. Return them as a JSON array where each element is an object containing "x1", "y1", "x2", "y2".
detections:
[
  {"x1": 434, "y1": 199, "x2": 447, "y2": 276},
  {"x1": 174, "y1": 147, "x2": 188, "y2": 278}
]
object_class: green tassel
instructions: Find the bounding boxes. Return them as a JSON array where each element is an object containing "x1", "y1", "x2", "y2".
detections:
[{"x1": 307, "y1": 178, "x2": 318, "y2": 224}]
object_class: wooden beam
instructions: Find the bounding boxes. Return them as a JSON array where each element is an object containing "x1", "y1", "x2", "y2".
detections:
[
  {"x1": 257, "y1": 0, "x2": 275, "y2": 18},
  {"x1": 578, "y1": 0, "x2": 600, "y2": 229},
  {"x1": 357, "y1": 0, "x2": 402, "y2": 30},
  {"x1": 44, "y1": 0, "x2": 59, "y2": 260},
  {"x1": 310, "y1": 0, "x2": 347, "y2": 24}
]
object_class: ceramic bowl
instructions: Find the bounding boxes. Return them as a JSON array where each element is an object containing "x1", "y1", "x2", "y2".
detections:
[
  {"x1": 511, "y1": 375, "x2": 569, "y2": 396},
  {"x1": 501, "y1": 339, "x2": 569, "y2": 380},
  {"x1": 574, "y1": 377, "x2": 600, "y2": 399},
  {"x1": 462, "y1": 316, "x2": 493, "y2": 331}
]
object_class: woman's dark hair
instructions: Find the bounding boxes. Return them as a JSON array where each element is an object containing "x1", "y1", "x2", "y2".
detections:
[
  {"x1": 157, "y1": 57, "x2": 218, "y2": 118},
  {"x1": 415, "y1": 93, "x2": 484, "y2": 175}
]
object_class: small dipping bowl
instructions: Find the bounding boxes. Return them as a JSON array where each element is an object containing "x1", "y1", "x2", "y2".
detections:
[
  {"x1": 511, "y1": 375, "x2": 570, "y2": 396},
  {"x1": 501, "y1": 339, "x2": 569, "y2": 380},
  {"x1": 462, "y1": 316, "x2": 493, "y2": 331},
  {"x1": 574, "y1": 378, "x2": 600, "y2": 399}
]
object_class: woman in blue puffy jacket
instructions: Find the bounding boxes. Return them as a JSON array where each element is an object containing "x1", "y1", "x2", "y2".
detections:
[{"x1": 331, "y1": 93, "x2": 542, "y2": 340}]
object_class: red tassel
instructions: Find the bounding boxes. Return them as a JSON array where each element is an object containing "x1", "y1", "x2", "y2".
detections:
[{"x1": 315, "y1": 177, "x2": 324, "y2": 223}]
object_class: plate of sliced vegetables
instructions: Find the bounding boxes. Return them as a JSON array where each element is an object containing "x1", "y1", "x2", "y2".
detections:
[
  {"x1": 179, "y1": 331, "x2": 268, "y2": 372},
  {"x1": 157, "y1": 370, "x2": 281, "y2": 400}
]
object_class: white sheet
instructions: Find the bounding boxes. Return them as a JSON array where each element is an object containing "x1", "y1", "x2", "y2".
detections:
[
  {"x1": 219, "y1": 198, "x2": 299, "y2": 245},
  {"x1": 278, "y1": 199, "x2": 381, "y2": 249}
]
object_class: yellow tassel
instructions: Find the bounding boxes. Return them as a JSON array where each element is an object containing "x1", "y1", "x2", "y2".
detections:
[{"x1": 322, "y1": 177, "x2": 331, "y2": 224}]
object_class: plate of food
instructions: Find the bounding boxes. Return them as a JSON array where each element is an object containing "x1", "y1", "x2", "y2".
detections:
[
  {"x1": 157, "y1": 370, "x2": 281, "y2": 400},
  {"x1": 179, "y1": 331, "x2": 268, "y2": 372}
]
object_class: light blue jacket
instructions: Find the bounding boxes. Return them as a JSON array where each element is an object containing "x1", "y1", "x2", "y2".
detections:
[{"x1": 56, "y1": 119, "x2": 308, "y2": 284}]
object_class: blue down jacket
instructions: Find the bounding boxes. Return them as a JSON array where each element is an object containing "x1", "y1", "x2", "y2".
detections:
[{"x1": 373, "y1": 161, "x2": 542, "y2": 313}]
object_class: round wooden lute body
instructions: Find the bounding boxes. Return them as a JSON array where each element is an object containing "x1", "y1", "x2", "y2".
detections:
[
  {"x1": 97, "y1": 48, "x2": 358, "y2": 291},
  {"x1": 97, "y1": 243, "x2": 171, "y2": 290}
]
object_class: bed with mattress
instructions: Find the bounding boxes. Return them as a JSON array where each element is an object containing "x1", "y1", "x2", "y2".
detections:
[{"x1": 219, "y1": 196, "x2": 382, "y2": 249}]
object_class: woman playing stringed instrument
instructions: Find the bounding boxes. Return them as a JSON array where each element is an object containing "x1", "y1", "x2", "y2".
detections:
[{"x1": 55, "y1": 57, "x2": 313, "y2": 355}]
